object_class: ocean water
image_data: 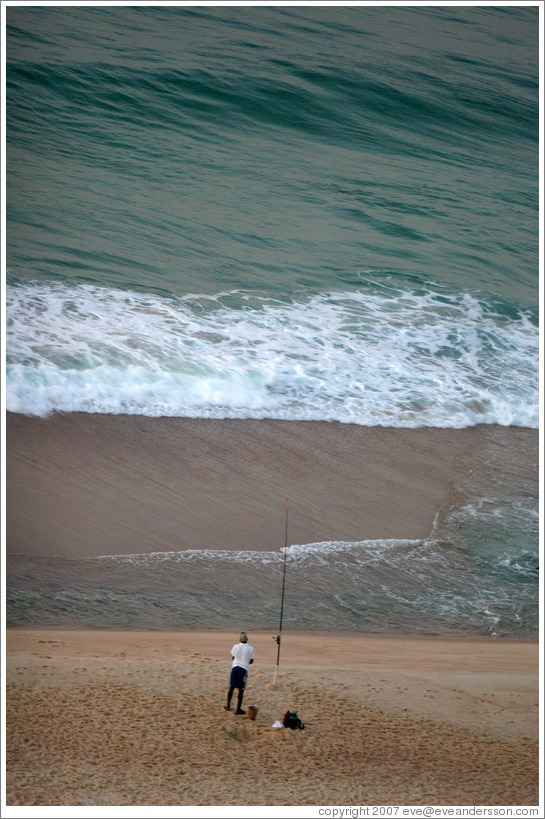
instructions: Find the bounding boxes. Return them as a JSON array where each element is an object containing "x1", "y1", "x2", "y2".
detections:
[
  {"x1": 5, "y1": 4, "x2": 540, "y2": 636},
  {"x1": 6, "y1": 535, "x2": 539, "y2": 638}
]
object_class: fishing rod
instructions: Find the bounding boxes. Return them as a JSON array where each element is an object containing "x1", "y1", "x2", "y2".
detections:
[{"x1": 273, "y1": 499, "x2": 289, "y2": 686}]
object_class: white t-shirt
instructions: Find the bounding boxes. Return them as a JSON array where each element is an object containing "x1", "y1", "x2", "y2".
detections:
[{"x1": 231, "y1": 642, "x2": 255, "y2": 670}]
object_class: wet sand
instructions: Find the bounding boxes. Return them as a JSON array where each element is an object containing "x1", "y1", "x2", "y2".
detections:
[{"x1": 6, "y1": 412, "x2": 537, "y2": 556}]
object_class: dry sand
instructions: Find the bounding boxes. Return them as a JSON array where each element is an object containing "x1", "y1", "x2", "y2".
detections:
[
  {"x1": 6, "y1": 412, "x2": 538, "y2": 556},
  {"x1": 5, "y1": 629, "x2": 539, "y2": 807}
]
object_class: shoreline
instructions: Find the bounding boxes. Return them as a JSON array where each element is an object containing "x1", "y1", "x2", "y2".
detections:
[
  {"x1": 5, "y1": 628, "x2": 539, "y2": 806},
  {"x1": 6, "y1": 411, "x2": 538, "y2": 558},
  {"x1": 6, "y1": 623, "x2": 539, "y2": 643},
  {"x1": 7, "y1": 627, "x2": 538, "y2": 680}
]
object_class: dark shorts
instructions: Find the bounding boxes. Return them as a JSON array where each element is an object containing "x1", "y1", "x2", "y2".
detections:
[{"x1": 229, "y1": 666, "x2": 248, "y2": 691}]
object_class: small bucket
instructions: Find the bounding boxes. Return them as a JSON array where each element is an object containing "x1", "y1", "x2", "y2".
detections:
[{"x1": 247, "y1": 706, "x2": 258, "y2": 721}]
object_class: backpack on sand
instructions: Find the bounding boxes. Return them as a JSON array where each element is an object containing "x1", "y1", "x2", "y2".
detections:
[{"x1": 282, "y1": 710, "x2": 305, "y2": 730}]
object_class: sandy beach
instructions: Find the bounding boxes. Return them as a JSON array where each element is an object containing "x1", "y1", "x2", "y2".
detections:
[
  {"x1": 5, "y1": 628, "x2": 539, "y2": 807},
  {"x1": 6, "y1": 412, "x2": 538, "y2": 557},
  {"x1": 5, "y1": 414, "x2": 540, "y2": 806}
]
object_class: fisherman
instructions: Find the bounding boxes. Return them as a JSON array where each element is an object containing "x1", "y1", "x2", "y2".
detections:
[{"x1": 224, "y1": 631, "x2": 255, "y2": 715}]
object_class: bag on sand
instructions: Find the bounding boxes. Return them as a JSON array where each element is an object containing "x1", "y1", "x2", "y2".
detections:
[{"x1": 282, "y1": 710, "x2": 305, "y2": 730}]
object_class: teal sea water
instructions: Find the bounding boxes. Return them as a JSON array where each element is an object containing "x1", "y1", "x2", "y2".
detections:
[{"x1": 5, "y1": 5, "x2": 540, "y2": 636}]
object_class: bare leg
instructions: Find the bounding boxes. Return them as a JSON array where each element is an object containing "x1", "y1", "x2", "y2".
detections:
[
  {"x1": 224, "y1": 685, "x2": 234, "y2": 711},
  {"x1": 235, "y1": 689, "x2": 245, "y2": 714}
]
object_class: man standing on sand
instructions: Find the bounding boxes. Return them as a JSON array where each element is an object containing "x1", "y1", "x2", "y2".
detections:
[{"x1": 224, "y1": 631, "x2": 255, "y2": 715}]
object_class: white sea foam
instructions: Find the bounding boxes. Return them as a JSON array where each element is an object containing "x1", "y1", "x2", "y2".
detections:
[
  {"x1": 93, "y1": 539, "x2": 415, "y2": 564},
  {"x1": 6, "y1": 280, "x2": 539, "y2": 427},
  {"x1": 96, "y1": 547, "x2": 281, "y2": 566}
]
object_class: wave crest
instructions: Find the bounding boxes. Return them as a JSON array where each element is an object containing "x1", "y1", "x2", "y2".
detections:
[{"x1": 6, "y1": 279, "x2": 538, "y2": 427}]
